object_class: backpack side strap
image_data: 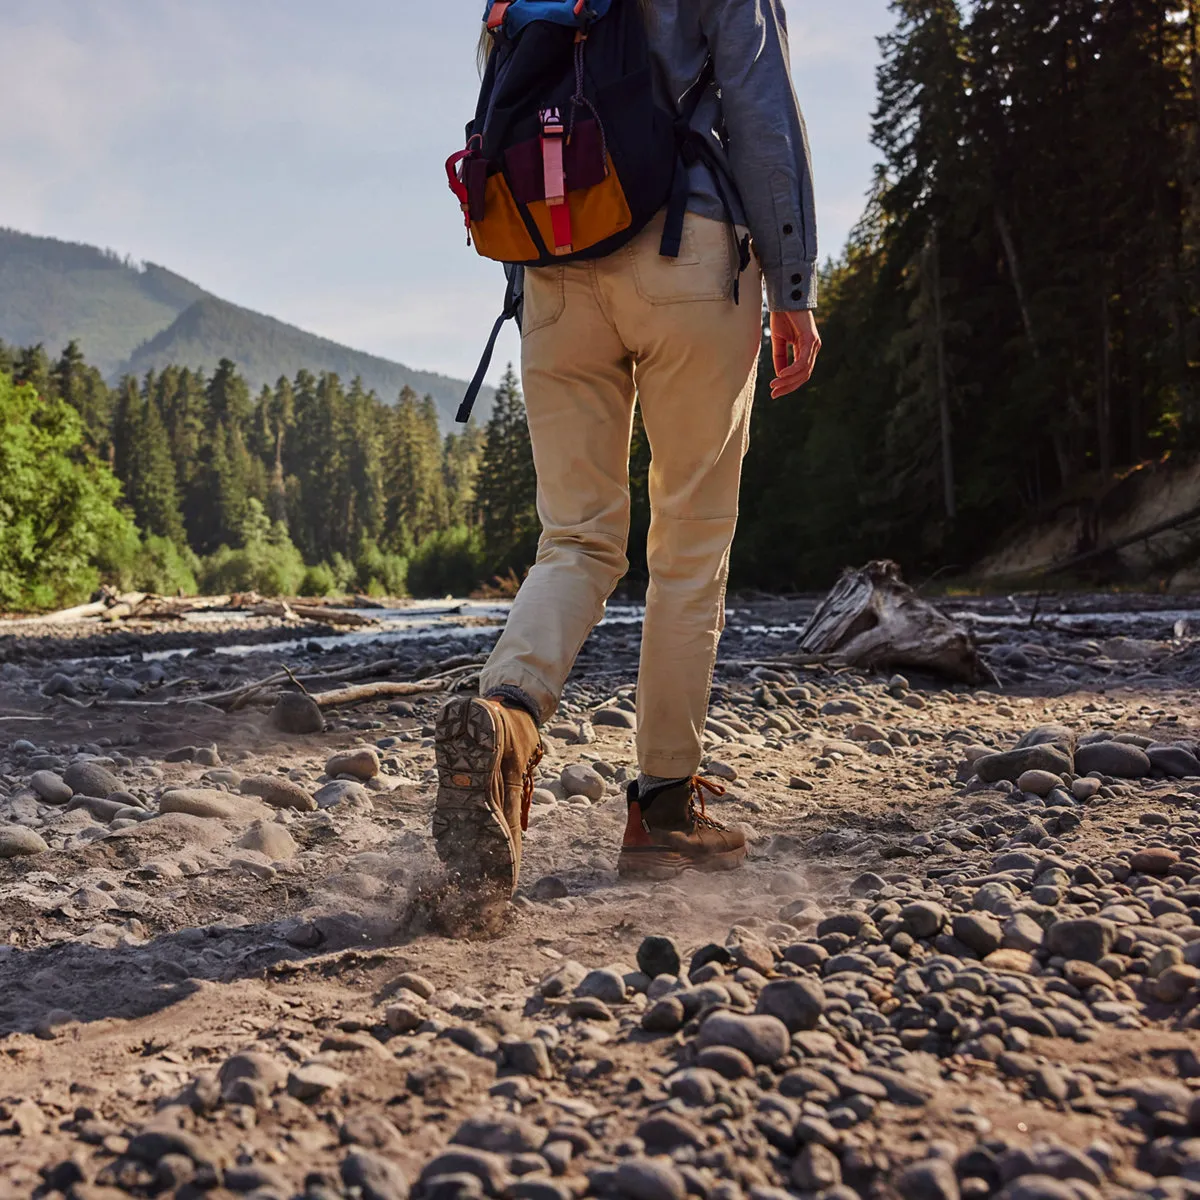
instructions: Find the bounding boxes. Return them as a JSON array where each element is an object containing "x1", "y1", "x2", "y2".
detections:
[
  {"x1": 658, "y1": 58, "x2": 752, "y2": 304},
  {"x1": 457, "y1": 266, "x2": 525, "y2": 423}
]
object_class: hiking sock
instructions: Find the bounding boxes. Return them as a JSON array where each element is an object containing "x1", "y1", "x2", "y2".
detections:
[
  {"x1": 635, "y1": 774, "x2": 689, "y2": 810},
  {"x1": 484, "y1": 685, "x2": 542, "y2": 726}
]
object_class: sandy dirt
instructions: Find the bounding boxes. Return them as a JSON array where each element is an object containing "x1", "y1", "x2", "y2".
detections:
[{"x1": 1, "y1": 594, "x2": 1199, "y2": 1199}]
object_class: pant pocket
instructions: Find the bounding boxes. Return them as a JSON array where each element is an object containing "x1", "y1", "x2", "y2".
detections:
[
  {"x1": 630, "y1": 213, "x2": 733, "y2": 305},
  {"x1": 522, "y1": 265, "x2": 566, "y2": 335}
]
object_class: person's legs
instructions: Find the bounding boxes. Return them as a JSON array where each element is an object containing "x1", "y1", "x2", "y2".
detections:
[
  {"x1": 435, "y1": 261, "x2": 638, "y2": 906},
  {"x1": 601, "y1": 212, "x2": 764, "y2": 780},
  {"x1": 477, "y1": 261, "x2": 638, "y2": 720}
]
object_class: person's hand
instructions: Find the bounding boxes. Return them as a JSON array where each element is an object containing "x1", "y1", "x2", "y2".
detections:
[{"x1": 770, "y1": 309, "x2": 821, "y2": 398}]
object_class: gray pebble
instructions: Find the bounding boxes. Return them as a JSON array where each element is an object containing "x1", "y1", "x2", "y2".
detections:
[
  {"x1": 614, "y1": 1157, "x2": 686, "y2": 1200},
  {"x1": 575, "y1": 967, "x2": 626, "y2": 1005},
  {"x1": 695, "y1": 1011, "x2": 789, "y2": 1065},
  {"x1": 29, "y1": 770, "x2": 72, "y2": 805},
  {"x1": 755, "y1": 978, "x2": 825, "y2": 1032}
]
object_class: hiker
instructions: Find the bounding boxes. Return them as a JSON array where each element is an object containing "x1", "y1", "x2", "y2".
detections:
[{"x1": 435, "y1": 0, "x2": 820, "y2": 901}]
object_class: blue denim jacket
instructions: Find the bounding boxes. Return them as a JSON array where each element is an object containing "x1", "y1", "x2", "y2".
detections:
[{"x1": 648, "y1": 0, "x2": 819, "y2": 310}]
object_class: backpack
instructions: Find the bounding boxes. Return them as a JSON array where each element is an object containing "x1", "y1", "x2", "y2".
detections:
[{"x1": 447, "y1": 0, "x2": 750, "y2": 421}]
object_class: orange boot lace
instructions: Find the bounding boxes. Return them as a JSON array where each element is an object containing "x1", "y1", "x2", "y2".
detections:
[
  {"x1": 520, "y1": 741, "x2": 545, "y2": 832},
  {"x1": 688, "y1": 776, "x2": 730, "y2": 830}
]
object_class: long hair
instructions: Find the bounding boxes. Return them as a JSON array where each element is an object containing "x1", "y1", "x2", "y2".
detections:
[{"x1": 477, "y1": 0, "x2": 652, "y2": 72}]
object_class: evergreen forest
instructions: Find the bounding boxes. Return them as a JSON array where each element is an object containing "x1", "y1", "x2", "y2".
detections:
[
  {"x1": 3, "y1": 0, "x2": 1199, "y2": 608},
  {"x1": 737, "y1": 0, "x2": 1200, "y2": 588},
  {"x1": 0, "y1": 338, "x2": 534, "y2": 609}
]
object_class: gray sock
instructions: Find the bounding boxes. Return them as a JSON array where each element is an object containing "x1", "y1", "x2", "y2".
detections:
[
  {"x1": 484, "y1": 685, "x2": 541, "y2": 724},
  {"x1": 637, "y1": 773, "x2": 688, "y2": 800}
]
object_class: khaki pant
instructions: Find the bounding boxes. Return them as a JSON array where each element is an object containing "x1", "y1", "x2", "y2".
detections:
[{"x1": 479, "y1": 210, "x2": 763, "y2": 777}]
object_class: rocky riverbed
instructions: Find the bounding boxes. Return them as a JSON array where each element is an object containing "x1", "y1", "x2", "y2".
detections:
[{"x1": 1, "y1": 593, "x2": 1200, "y2": 1200}]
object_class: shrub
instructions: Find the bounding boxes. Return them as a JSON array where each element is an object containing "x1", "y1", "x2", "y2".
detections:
[
  {"x1": 329, "y1": 552, "x2": 358, "y2": 593},
  {"x1": 0, "y1": 370, "x2": 134, "y2": 610},
  {"x1": 407, "y1": 525, "x2": 487, "y2": 598},
  {"x1": 355, "y1": 538, "x2": 408, "y2": 598},
  {"x1": 98, "y1": 533, "x2": 199, "y2": 596},
  {"x1": 199, "y1": 540, "x2": 307, "y2": 596},
  {"x1": 299, "y1": 562, "x2": 337, "y2": 597}
]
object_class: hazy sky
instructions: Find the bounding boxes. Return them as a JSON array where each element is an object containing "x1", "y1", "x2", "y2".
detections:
[{"x1": 0, "y1": 1, "x2": 894, "y2": 386}]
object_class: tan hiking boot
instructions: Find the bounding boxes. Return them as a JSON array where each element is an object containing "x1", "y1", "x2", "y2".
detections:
[
  {"x1": 617, "y1": 776, "x2": 747, "y2": 879},
  {"x1": 433, "y1": 695, "x2": 543, "y2": 897}
]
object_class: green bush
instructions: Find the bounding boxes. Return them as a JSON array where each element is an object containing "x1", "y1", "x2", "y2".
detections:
[
  {"x1": 197, "y1": 497, "x2": 309, "y2": 595},
  {"x1": 199, "y1": 540, "x2": 307, "y2": 596},
  {"x1": 299, "y1": 562, "x2": 337, "y2": 597},
  {"x1": 329, "y1": 552, "x2": 358, "y2": 593},
  {"x1": 98, "y1": 531, "x2": 199, "y2": 595},
  {"x1": 355, "y1": 538, "x2": 408, "y2": 598},
  {"x1": 407, "y1": 525, "x2": 486, "y2": 598},
  {"x1": 0, "y1": 370, "x2": 134, "y2": 610}
]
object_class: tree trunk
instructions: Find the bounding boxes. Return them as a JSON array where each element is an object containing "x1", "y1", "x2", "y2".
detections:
[
  {"x1": 928, "y1": 223, "x2": 956, "y2": 521},
  {"x1": 995, "y1": 205, "x2": 1040, "y2": 358},
  {"x1": 1099, "y1": 288, "x2": 1112, "y2": 474}
]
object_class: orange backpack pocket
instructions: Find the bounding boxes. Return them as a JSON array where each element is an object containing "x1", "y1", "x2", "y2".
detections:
[
  {"x1": 527, "y1": 156, "x2": 631, "y2": 256},
  {"x1": 469, "y1": 171, "x2": 541, "y2": 263}
]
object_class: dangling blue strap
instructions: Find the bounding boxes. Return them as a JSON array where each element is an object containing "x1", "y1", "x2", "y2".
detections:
[
  {"x1": 457, "y1": 266, "x2": 524, "y2": 423},
  {"x1": 659, "y1": 157, "x2": 691, "y2": 259}
]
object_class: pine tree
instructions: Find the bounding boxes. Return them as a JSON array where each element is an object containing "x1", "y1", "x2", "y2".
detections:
[
  {"x1": 444, "y1": 421, "x2": 486, "y2": 525},
  {"x1": 53, "y1": 340, "x2": 112, "y2": 456},
  {"x1": 207, "y1": 358, "x2": 252, "y2": 430},
  {"x1": 13, "y1": 344, "x2": 52, "y2": 399},
  {"x1": 383, "y1": 387, "x2": 449, "y2": 548},
  {"x1": 110, "y1": 376, "x2": 187, "y2": 545},
  {"x1": 474, "y1": 366, "x2": 538, "y2": 574}
]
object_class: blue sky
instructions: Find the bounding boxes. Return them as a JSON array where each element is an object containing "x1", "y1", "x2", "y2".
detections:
[{"x1": 0, "y1": 1, "x2": 894, "y2": 385}]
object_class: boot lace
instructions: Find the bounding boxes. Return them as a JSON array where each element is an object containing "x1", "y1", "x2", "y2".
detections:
[
  {"x1": 520, "y1": 741, "x2": 545, "y2": 832},
  {"x1": 689, "y1": 776, "x2": 729, "y2": 830}
]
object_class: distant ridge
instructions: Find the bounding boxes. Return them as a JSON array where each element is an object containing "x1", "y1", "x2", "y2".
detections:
[{"x1": 0, "y1": 227, "x2": 488, "y2": 424}]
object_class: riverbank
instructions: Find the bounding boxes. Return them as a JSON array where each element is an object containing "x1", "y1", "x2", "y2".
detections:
[{"x1": 1, "y1": 593, "x2": 1199, "y2": 1197}]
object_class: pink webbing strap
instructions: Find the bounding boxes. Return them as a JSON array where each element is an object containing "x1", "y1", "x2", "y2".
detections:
[{"x1": 540, "y1": 108, "x2": 572, "y2": 255}]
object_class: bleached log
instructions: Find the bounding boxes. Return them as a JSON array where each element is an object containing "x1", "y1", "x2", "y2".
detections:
[
  {"x1": 0, "y1": 599, "x2": 110, "y2": 626},
  {"x1": 798, "y1": 560, "x2": 990, "y2": 684},
  {"x1": 309, "y1": 680, "x2": 444, "y2": 709}
]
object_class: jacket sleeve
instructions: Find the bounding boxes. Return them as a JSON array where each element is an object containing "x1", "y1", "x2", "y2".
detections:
[{"x1": 698, "y1": 0, "x2": 818, "y2": 310}]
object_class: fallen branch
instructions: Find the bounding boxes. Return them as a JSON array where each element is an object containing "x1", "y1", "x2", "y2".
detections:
[
  {"x1": 292, "y1": 604, "x2": 377, "y2": 628},
  {"x1": 310, "y1": 680, "x2": 445, "y2": 709}
]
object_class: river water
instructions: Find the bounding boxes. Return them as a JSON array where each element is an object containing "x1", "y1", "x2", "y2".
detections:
[{"x1": 130, "y1": 595, "x2": 1196, "y2": 663}]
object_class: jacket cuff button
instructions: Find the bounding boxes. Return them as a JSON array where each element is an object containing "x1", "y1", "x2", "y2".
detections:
[
  {"x1": 790, "y1": 289, "x2": 803, "y2": 302},
  {"x1": 791, "y1": 273, "x2": 802, "y2": 284},
  {"x1": 782, "y1": 223, "x2": 794, "y2": 235}
]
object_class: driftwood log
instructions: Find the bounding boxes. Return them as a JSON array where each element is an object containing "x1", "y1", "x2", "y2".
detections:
[
  {"x1": 798, "y1": 560, "x2": 991, "y2": 684},
  {"x1": 0, "y1": 589, "x2": 381, "y2": 629}
]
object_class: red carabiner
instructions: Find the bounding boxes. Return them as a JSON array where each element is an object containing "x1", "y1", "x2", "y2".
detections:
[{"x1": 445, "y1": 149, "x2": 471, "y2": 209}]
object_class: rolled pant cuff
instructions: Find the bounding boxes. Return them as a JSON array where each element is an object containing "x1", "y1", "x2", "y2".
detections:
[
  {"x1": 478, "y1": 665, "x2": 558, "y2": 725},
  {"x1": 483, "y1": 684, "x2": 543, "y2": 725},
  {"x1": 639, "y1": 753, "x2": 703, "y2": 779}
]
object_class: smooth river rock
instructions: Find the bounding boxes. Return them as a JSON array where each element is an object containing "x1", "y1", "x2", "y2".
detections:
[
  {"x1": 975, "y1": 745, "x2": 1073, "y2": 784},
  {"x1": 0, "y1": 825, "x2": 49, "y2": 857},
  {"x1": 159, "y1": 789, "x2": 270, "y2": 823},
  {"x1": 240, "y1": 774, "x2": 317, "y2": 812},
  {"x1": 63, "y1": 761, "x2": 121, "y2": 799},
  {"x1": 1075, "y1": 741, "x2": 1151, "y2": 779}
]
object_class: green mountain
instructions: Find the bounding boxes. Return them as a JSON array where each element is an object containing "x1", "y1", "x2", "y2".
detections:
[{"x1": 0, "y1": 227, "x2": 485, "y2": 423}]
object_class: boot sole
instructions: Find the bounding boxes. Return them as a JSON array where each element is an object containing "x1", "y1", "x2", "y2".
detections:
[
  {"x1": 616, "y1": 845, "x2": 747, "y2": 881},
  {"x1": 433, "y1": 696, "x2": 516, "y2": 897}
]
